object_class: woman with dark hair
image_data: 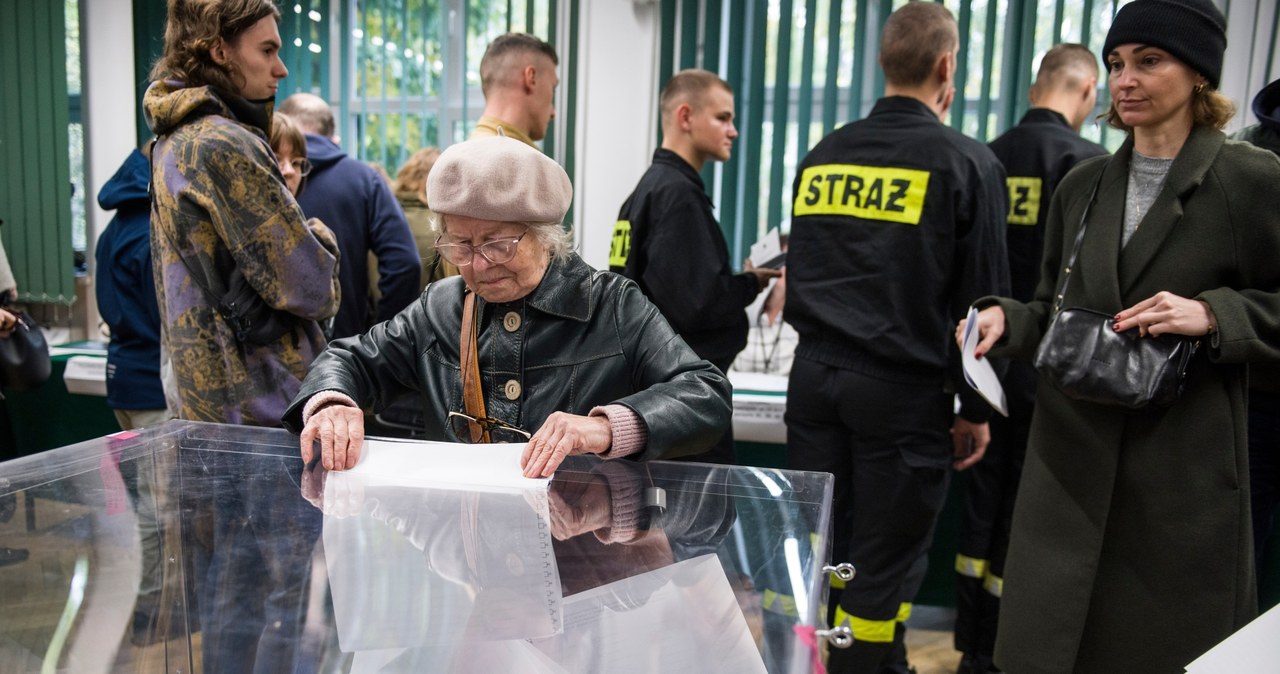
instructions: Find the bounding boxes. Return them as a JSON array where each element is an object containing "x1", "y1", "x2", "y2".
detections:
[{"x1": 962, "y1": 1, "x2": 1280, "y2": 671}]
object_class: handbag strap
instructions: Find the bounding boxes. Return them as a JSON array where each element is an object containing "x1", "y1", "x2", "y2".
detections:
[
  {"x1": 459, "y1": 290, "x2": 489, "y2": 443},
  {"x1": 1051, "y1": 168, "x2": 1107, "y2": 316}
]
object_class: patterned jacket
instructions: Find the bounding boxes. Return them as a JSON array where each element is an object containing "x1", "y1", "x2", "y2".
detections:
[{"x1": 144, "y1": 80, "x2": 340, "y2": 426}]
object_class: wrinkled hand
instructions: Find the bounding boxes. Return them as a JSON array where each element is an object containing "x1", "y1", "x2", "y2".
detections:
[
  {"x1": 955, "y1": 305, "x2": 1006, "y2": 359},
  {"x1": 547, "y1": 475, "x2": 613, "y2": 540},
  {"x1": 521, "y1": 412, "x2": 611, "y2": 478},
  {"x1": 950, "y1": 417, "x2": 989, "y2": 471},
  {"x1": 1113, "y1": 292, "x2": 1216, "y2": 338},
  {"x1": 300, "y1": 404, "x2": 366, "y2": 471}
]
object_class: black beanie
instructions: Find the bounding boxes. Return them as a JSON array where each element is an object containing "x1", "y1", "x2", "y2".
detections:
[{"x1": 1102, "y1": 0, "x2": 1227, "y2": 89}]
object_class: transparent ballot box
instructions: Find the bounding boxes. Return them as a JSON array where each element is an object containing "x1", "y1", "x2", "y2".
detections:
[{"x1": 0, "y1": 420, "x2": 835, "y2": 673}]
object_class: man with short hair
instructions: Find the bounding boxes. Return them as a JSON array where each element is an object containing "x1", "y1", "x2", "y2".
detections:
[
  {"x1": 784, "y1": 4, "x2": 1010, "y2": 672},
  {"x1": 278, "y1": 92, "x2": 420, "y2": 339},
  {"x1": 952, "y1": 43, "x2": 1107, "y2": 674},
  {"x1": 473, "y1": 32, "x2": 560, "y2": 146},
  {"x1": 610, "y1": 69, "x2": 778, "y2": 465}
]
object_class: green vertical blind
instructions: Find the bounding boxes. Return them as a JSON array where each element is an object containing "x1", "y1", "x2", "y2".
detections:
[
  {"x1": 1, "y1": 0, "x2": 75, "y2": 304},
  {"x1": 661, "y1": 0, "x2": 1169, "y2": 267},
  {"x1": 274, "y1": 0, "x2": 574, "y2": 179}
]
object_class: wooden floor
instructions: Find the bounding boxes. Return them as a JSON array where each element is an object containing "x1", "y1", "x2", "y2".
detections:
[{"x1": 903, "y1": 605, "x2": 965, "y2": 674}]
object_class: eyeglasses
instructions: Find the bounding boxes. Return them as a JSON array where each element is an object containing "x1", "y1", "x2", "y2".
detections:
[
  {"x1": 447, "y1": 411, "x2": 532, "y2": 444},
  {"x1": 288, "y1": 158, "x2": 313, "y2": 177},
  {"x1": 434, "y1": 231, "x2": 528, "y2": 266}
]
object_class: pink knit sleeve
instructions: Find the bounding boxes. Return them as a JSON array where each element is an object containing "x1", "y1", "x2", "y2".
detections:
[{"x1": 589, "y1": 404, "x2": 648, "y2": 459}]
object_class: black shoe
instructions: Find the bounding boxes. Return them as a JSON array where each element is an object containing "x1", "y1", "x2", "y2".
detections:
[{"x1": 0, "y1": 547, "x2": 29, "y2": 567}]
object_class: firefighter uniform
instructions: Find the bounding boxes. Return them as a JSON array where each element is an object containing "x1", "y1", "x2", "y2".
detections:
[
  {"x1": 953, "y1": 108, "x2": 1106, "y2": 672},
  {"x1": 785, "y1": 96, "x2": 1010, "y2": 673},
  {"x1": 610, "y1": 148, "x2": 761, "y2": 464}
]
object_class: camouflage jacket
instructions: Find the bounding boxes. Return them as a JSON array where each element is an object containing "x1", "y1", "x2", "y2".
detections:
[{"x1": 144, "y1": 80, "x2": 340, "y2": 426}]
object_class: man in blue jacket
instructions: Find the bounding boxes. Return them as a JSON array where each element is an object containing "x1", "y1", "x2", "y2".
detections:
[
  {"x1": 95, "y1": 146, "x2": 168, "y2": 429},
  {"x1": 278, "y1": 93, "x2": 420, "y2": 339},
  {"x1": 94, "y1": 145, "x2": 173, "y2": 644}
]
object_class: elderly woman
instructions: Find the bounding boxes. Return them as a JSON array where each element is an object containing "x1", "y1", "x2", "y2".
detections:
[
  {"x1": 284, "y1": 136, "x2": 731, "y2": 478},
  {"x1": 962, "y1": 1, "x2": 1280, "y2": 671}
]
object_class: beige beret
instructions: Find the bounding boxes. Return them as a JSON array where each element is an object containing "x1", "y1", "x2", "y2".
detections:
[{"x1": 427, "y1": 136, "x2": 573, "y2": 223}]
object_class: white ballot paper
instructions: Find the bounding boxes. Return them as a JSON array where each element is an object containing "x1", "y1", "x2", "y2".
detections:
[
  {"x1": 320, "y1": 439, "x2": 560, "y2": 672},
  {"x1": 749, "y1": 227, "x2": 786, "y2": 269},
  {"x1": 1185, "y1": 601, "x2": 1280, "y2": 673},
  {"x1": 961, "y1": 306, "x2": 1008, "y2": 416}
]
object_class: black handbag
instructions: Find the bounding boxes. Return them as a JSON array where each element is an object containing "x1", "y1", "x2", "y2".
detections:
[
  {"x1": 0, "y1": 311, "x2": 52, "y2": 391},
  {"x1": 1032, "y1": 173, "x2": 1198, "y2": 410}
]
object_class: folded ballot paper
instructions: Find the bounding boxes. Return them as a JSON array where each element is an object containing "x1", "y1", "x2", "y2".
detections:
[
  {"x1": 1184, "y1": 601, "x2": 1280, "y2": 673},
  {"x1": 961, "y1": 306, "x2": 1008, "y2": 416},
  {"x1": 319, "y1": 438, "x2": 560, "y2": 671}
]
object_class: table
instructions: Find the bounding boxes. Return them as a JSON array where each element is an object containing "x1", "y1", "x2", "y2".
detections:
[{"x1": 0, "y1": 420, "x2": 839, "y2": 673}]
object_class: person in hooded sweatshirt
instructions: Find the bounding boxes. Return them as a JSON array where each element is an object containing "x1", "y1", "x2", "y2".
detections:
[
  {"x1": 94, "y1": 145, "x2": 176, "y2": 645},
  {"x1": 278, "y1": 92, "x2": 420, "y2": 339},
  {"x1": 95, "y1": 146, "x2": 168, "y2": 431},
  {"x1": 1233, "y1": 78, "x2": 1280, "y2": 589}
]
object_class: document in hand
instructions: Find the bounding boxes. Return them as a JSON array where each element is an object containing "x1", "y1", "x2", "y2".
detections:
[
  {"x1": 749, "y1": 227, "x2": 786, "y2": 269},
  {"x1": 961, "y1": 306, "x2": 1008, "y2": 417}
]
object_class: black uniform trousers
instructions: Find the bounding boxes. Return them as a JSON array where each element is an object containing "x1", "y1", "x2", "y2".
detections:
[{"x1": 786, "y1": 354, "x2": 952, "y2": 673}]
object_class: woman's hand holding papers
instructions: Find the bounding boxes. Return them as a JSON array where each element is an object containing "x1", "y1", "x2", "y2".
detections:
[
  {"x1": 301, "y1": 404, "x2": 367, "y2": 471},
  {"x1": 521, "y1": 412, "x2": 612, "y2": 478}
]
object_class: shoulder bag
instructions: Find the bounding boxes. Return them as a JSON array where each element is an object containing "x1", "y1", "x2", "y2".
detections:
[{"x1": 1032, "y1": 171, "x2": 1198, "y2": 410}]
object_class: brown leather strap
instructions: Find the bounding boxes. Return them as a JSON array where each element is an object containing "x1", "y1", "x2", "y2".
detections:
[{"x1": 459, "y1": 290, "x2": 489, "y2": 442}]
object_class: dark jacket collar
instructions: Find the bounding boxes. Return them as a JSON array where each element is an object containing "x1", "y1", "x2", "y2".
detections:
[
  {"x1": 870, "y1": 96, "x2": 940, "y2": 121},
  {"x1": 482, "y1": 253, "x2": 596, "y2": 322},
  {"x1": 1018, "y1": 107, "x2": 1073, "y2": 129},
  {"x1": 652, "y1": 148, "x2": 708, "y2": 197}
]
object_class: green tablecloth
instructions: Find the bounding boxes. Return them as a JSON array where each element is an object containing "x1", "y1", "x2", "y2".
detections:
[{"x1": 1, "y1": 349, "x2": 118, "y2": 458}]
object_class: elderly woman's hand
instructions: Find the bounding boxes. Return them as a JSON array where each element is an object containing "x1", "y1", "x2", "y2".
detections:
[
  {"x1": 521, "y1": 412, "x2": 612, "y2": 478},
  {"x1": 300, "y1": 404, "x2": 366, "y2": 471},
  {"x1": 1114, "y1": 292, "x2": 1217, "y2": 338}
]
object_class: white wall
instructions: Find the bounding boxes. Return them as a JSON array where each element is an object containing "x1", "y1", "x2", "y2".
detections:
[
  {"x1": 82, "y1": 0, "x2": 139, "y2": 338},
  {"x1": 570, "y1": 1, "x2": 663, "y2": 270}
]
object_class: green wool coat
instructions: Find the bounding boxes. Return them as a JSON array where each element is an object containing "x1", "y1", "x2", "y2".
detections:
[{"x1": 985, "y1": 126, "x2": 1280, "y2": 674}]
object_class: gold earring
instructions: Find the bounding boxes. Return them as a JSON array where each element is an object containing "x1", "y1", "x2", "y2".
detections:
[{"x1": 1194, "y1": 82, "x2": 1206, "y2": 94}]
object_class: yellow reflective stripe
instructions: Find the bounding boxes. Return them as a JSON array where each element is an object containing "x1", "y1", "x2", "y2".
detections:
[
  {"x1": 830, "y1": 573, "x2": 846, "y2": 590},
  {"x1": 955, "y1": 553, "x2": 988, "y2": 579},
  {"x1": 608, "y1": 220, "x2": 631, "y2": 267},
  {"x1": 762, "y1": 589, "x2": 799, "y2": 617},
  {"x1": 983, "y1": 571, "x2": 1004, "y2": 598},
  {"x1": 833, "y1": 605, "x2": 896, "y2": 643},
  {"x1": 1005, "y1": 176, "x2": 1043, "y2": 225},
  {"x1": 896, "y1": 602, "x2": 912, "y2": 623},
  {"x1": 792, "y1": 163, "x2": 930, "y2": 224}
]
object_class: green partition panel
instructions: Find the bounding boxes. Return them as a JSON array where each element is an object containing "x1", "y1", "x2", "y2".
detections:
[{"x1": 0, "y1": 0, "x2": 75, "y2": 305}]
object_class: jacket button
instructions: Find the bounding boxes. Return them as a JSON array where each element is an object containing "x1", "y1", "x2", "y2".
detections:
[
  {"x1": 504, "y1": 380, "x2": 521, "y2": 400},
  {"x1": 503, "y1": 311, "x2": 521, "y2": 332}
]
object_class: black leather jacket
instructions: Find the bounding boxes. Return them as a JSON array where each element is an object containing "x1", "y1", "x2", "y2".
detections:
[{"x1": 283, "y1": 254, "x2": 731, "y2": 460}]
